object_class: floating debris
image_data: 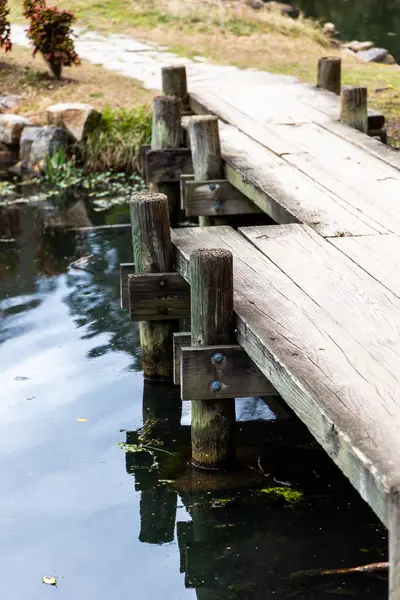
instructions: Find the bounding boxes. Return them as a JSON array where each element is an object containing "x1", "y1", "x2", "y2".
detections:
[{"x1": 42, "y1": 576, "x2": 57, "y2": 586}]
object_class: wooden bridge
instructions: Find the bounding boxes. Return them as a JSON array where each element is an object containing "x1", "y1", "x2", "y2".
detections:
[{"x1": 121, "y1": 60, "x2": 400, "y2": 598}]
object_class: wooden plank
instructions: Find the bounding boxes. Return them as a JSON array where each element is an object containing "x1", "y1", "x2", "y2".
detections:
[
  {"x1": 128, "y1": 272, "x2": 190, "y2": 320},
  {"x1": 191, "y1": 81, "x2": 399, "y2": 171},
  {"x1": 321, "y1": 120, "x2": 400, "y2": 171},
  {"x1": 189, "y1": 85, "x2": 400, "y2": 235},
  {"x1": 219, "y1": 122, "x2": 386, "y2": 237},
  {"x1": 144, "y1": 148, "x2": 193, "y2": 183},
  {"x1": 172, "y1": 224, "x2": 400, "y2": 526},
  {"x1": 120, "y1": 262, "x2": 134, "y2": 309},
  {"x1": 294, "y1": 83, "x2": 385, "y2": 130},
  {"x1": 330, "y1": 234, "x2": 400, "y2": 299},
  {"x1": 266, "y1": 122, "x2": 400, "y2": 235},
  {"x1": 181, "y1": 345, "x2": 276, "y2": 400},
  {"x1": 173, "y1": 332, "x2": 191, "y2": 385},
  {"x1": 182, "y1": 179, "x2": 261, "y2": 217},
  {"x1": 180, "y1": 173, "x2": 195, "y2": 210}
]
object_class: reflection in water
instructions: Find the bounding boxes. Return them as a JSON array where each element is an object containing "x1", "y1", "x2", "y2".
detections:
[
  {"x1": 0, "y1": 202, "x2": 388, "y2": 600},
  {"x1": 128, "y1": 380, "x2": 388, "y2": 600}
]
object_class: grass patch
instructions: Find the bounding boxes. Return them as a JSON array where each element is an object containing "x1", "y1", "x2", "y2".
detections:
[
  {"x1": 80, "y1": 105, "x2": 152, "y2": 172},
  {"x1": 0, "y1": 44, "x2": 154, "y2": 124}
]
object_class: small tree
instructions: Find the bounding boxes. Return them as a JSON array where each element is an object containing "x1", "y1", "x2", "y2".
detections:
[
  {"x1": 0, "y1": 0, "x2": 12, "y2": 53},
  {"x1": 23, "y1": 0, "x2": 80, "y2": 79}
]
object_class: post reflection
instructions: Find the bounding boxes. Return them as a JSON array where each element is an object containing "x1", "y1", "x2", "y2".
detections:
[{"x1": 126, "y1": 393, "x2": 388, "y2": 600}]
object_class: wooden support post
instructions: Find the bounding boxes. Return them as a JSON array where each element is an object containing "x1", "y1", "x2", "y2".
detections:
[
  {"x1": 130, "y1": 192, "x2": 175, "y2": 380},
  {"x1": 340, "y1": 86, "x2": 368, "y2": 134},
  {"x1": 188, "y1": 116, "x2": 224, "y2": 227},
  {"x1": 152, "y1": 95, "x2": 182, "y2": 150},
  {"x1": 317, "y1": 57, "x2": 341, "y2": 95},
  {"x1": 190, "y1": 248, "x2": 236, "y2": 470},
  {"x1": 162, "y1": 65, "x2": 190, "y2": 114},
  {"x1": 151, "y1": 95, "x2": 183, "y2": 224}
]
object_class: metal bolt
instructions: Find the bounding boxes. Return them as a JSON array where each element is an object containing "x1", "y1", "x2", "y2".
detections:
[
  {"x1": 211, "y1": 380, "x2": 222, "y2": 392},
  {"x1": 159, "y1": 279, "x2": 165, "y2": 287},
  {"x1": 214, "y1": 202, "x2": 221, "y2": 212},
  {"x1": 209, "y1": 183, "x2": 216, "y2": 191},
  {"x1": 212, "y1": 352, "x2": 224, "y2": 364}
]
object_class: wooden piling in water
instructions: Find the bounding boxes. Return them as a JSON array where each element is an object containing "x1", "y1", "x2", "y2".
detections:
[
  {"x1": 189, "y1": 248, "x2": 236, "y2": 470},
  {"x1": 151, "y1": 96, "x2": 183, "y2": 224},
  {"x1": 130, "y1": 192, "x2": 175, "y2": 380},
  {"x1": 317, "y1": 57, "x2": 341, "y2": 95},
  {"x1": 340, "y1": 86, "x2": 368, "y2": 134},
  {"x1": 188, "y1": 116, "x2": 224, "y2": 227}
]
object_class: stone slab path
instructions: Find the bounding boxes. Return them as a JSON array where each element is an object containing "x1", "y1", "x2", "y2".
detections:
[{"x1": 10, "y1": 23, "x2": 297, "y2": 94}]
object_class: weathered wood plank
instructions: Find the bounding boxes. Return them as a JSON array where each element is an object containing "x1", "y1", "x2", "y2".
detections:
[
  {"x1": 219, "y1": 123, "x2": 386, "y2": 237},
  {"x1": 188, "y1": 84, "x2": 400, "y2": 236},
  {"x1": 120, "y1": 262, "x2": 135, "y2": 309},
  {"x1": 173, "y1": 332, "x2": 191, "y2": 385},
  {"x1": 267, "y1": 122, "x2": 400, "y2": 235},
  {"x1": 181, "y1": 345, "x2": 276, "y2": 400},
  {"x1": 172, "y1": 224, "x2": 400, "y2": 526},
  {"x1": 144, "y1": 148, "x2": 193, "y2": 183},
  {"x1": 190, "y1": 81, "x2": 395, "y2": 170},
  {"x1": 182, "y1": 179, "x2": 261, "y2": 217},
  {"x1": 128, "y1": 272, "x2": 190, "y2": 321},
  {"x1": 330, "y1": 234, "x2": 400, "y2": 299}
]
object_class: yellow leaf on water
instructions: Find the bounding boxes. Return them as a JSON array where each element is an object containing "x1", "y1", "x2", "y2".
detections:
[
  {"x1": 42, "y1": 576, "x2": 57, "y2": 586},
  {"x1": 76, "y1": 418, "x2": 88, "y2": 422}
]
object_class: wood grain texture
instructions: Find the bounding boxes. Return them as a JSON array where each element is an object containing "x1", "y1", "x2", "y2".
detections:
[
  {"x1": 331, "y1": 234, "x2": 400, "y2": 299},
  {"x1": 152, "y1": 95, "x2": 182, "y2": 150},
  {"x1": 188, "y1": 115, "x2": 224, "y2": 227},
  {"x1": 173, "y1": 332, "x2": 191, "y2": 385},
  {"x1": 187, "y1": 83, "x2": 400, "y2": 236},
  {"x1": 189, "y1": 247, "x2": 236, "y2": 469},
  {"x1": 130, "y1": 192, "x2": 175, "y2": 379},
  {"x1": 317, "y1": 57, "x2": 341, "y2": 95},
  {"x1": 220, "y1": 123, "x2": 385, "y2": 237},
  {"x1": 120, "y1": 262, "x2": 135, "y2": 309},
  {"x1": 340, "y1": 86, "x2": 368, "y2": 133},
  {"x1": 128, "y1": 272, "x2": 190, "y2": 320},
  {"x1": 162, "y1": 65, "x2": 190, "y2": 114},
  {"x1": 145, "y1": 148, "x2": 193, "y2": 183},
  {"x1": 172, "y1": 224, "x2": 400, "y2": 525},
  {"x1": 183, "y1": 179, "x2": 261, "y2": 217},
  {"x1": 181, "y1": 345, "x2": 276, "y2": 400}
]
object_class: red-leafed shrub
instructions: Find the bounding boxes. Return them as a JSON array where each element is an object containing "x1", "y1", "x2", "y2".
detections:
[
  {"x1": 23, "y1": 0, "x2": 80, "y2": 79},
  {"x1": 0, "y1": 0, "x2": 12, "y2": 53}
]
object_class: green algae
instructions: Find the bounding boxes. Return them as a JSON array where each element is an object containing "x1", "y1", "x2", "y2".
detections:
[{"x1": 258, "y1": 486, "x2": 304, "y2": 504}]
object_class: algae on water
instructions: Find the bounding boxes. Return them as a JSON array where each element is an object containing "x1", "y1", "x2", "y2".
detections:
[{"x1": 258, "y1": 486, "x2": 304, "y2": 504}]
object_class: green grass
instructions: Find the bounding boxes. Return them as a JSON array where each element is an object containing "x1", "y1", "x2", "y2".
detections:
[{"x1": 80, "y1": 105, "x2": 152, "y2": 172}]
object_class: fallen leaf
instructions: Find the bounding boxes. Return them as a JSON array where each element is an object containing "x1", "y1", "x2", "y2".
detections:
[
  {"x1": 42, "y1": 576, "x2": 57, "y2": 586},
  {"x1": 76, "y1": 418, "x2": 87, "y2": 422}
]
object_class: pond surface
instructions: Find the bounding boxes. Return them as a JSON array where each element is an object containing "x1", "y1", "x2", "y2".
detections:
[
  {"x1": 0, "y1": 203, "x2": 389, "y2": 599},
  {"x1": 296, "y1": 0, "x2": 400, "y2": 60}
]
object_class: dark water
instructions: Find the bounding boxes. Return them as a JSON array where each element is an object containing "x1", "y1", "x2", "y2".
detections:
[
  {"x1": 296, "y1": 0, "x2": 400, "y2": 60},
  {"x1": 0, "y1": 202, "x2": 388, "y2": 599}
]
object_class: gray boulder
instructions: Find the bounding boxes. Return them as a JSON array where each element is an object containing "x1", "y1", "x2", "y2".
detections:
[
  {"x1": 46, "y1": 103, "x2": 101, "y2": 142},
  {"x1": 357, "y1": 47, "x2": 396, "y2": 64},
  {"x1": 0, "y1": 114, "x2": 31, "y2": 145},
  {"x1": 19, "y1": 125, "x2": 70, "y2": 170}
]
